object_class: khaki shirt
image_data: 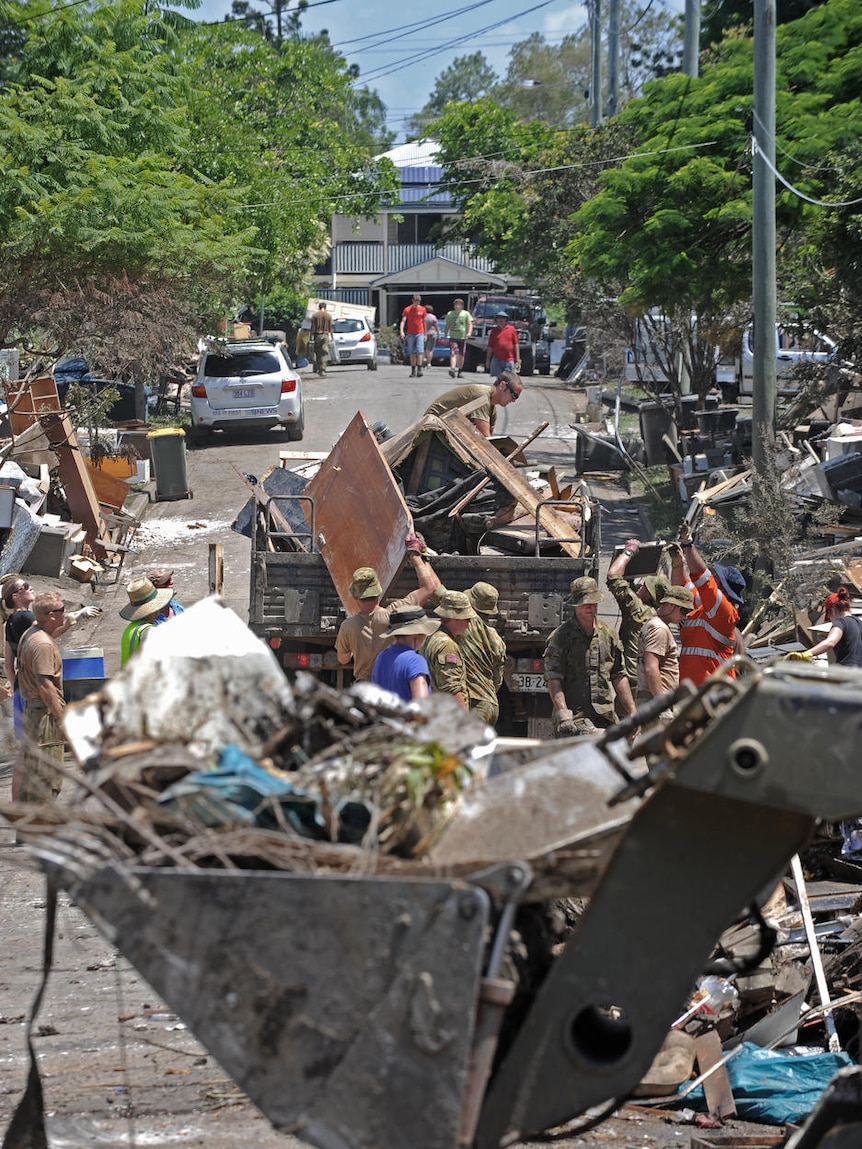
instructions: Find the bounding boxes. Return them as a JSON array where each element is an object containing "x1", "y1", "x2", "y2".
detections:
[
  {"x1": 310, "y1": 310, "x2": 333, "y2": 336},
  {"x1": 637, "y1": 615, "x2": 679, "y2": 699},
  {"x1": 424, "y1": 384, "x2": 496, "y2": 432},
  {"x1": 543, "y1": 616, "x2": 624, "y2": 727},
  {"x1": 17, "y1": 626, "x2": 64, "y2": 710},
  {"x1": 606, "y1": 575, "x2": 655, "y2": 687},
  {"x1": 458, "y1": 616, "x2": 506, "y2": 722},
  {"x1": 335, "y1": 591, "x2": 422, "y2": 681},
  {"x1": 423, "y1": 628, "x2": 467, "y2": 698}
]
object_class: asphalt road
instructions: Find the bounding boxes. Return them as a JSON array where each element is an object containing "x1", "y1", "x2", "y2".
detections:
[{"x1": 0, "y1": 361, "x2": 736, "y2": 1149}]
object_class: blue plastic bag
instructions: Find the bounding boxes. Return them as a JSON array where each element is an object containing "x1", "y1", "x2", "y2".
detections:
[{"x1": 686, "y1": 1041, "x2": 854, "y2": 1124}]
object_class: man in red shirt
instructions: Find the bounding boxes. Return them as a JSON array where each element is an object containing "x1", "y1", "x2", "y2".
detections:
[
  {"x1": 486, "y1": 312, "x2": 521, "y2": 377},
  {"x1": 400, "y1": 294, "x2": 428, "y2": 378}
]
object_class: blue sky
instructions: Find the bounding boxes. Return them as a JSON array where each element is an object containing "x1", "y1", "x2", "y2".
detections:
[{"x1": 192, "y1": 0, "x2": 685, "y2": 144}]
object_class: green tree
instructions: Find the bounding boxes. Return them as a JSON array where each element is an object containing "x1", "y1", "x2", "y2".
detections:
[
  {"x1": 407, "y1": 52, "x2": 498, "y2": 138},
  {"x1": 0, "y1": 0, "x2": 256, "y2": 379},
  {"x1": 180, "y1": 21, "x2": 399, "y2": 296}
]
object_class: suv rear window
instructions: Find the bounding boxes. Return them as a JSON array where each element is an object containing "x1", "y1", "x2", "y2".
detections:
[{"x1": 204, "y1": 351, "x2": 281, "y2": 377}]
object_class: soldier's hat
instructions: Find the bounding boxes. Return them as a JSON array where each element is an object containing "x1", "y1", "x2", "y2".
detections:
[
  {"x1": 349, "y1": 567, "x2": 383, "y2": 599},
  {"x1": 468, "y1": 581, "x2": 499, "y2": 616},
  {"x1": 659, "y1": 585, "x2": 695, "y2": 613},
  {"x1": 569, "y1": 576, "x2": 604, "y2": 605},
  {"x1": 434, "y1": 590, "x2": 477, "y2": 620}
]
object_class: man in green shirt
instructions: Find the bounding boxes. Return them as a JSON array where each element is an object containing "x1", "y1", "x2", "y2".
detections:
[{"x1": 443, "y1": 298, "x2": 474, "y2": 378}]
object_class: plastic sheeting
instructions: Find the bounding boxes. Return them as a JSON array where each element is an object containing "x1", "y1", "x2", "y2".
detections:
[{"x1": 687, "y1": 1042, "x2": 854, "y2": 1125}]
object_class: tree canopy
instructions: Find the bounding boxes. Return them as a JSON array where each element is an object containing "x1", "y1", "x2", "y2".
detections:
[{"x1": 0, "y1": 0, "x2": 396, "y2": 374}]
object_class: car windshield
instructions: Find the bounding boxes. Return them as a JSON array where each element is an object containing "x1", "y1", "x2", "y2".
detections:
[
  {"x1": 473, "y1": 300, "x2": 532, "y2": 322},
  {"x1": 333, "y1": 319, "x2": 365, "y2": 333},
  {"x1": 205, "y1": 351, "x2": 281, "y2": 377}
]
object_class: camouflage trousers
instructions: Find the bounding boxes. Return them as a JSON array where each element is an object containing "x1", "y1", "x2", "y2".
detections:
[{"x1": 21, "y1": 705, "x2": 64, "y2": 803}]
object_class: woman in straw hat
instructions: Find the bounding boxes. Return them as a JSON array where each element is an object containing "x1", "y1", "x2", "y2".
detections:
[{"x1": 371, "y1": 608, "x2": 440, "y2": 701}]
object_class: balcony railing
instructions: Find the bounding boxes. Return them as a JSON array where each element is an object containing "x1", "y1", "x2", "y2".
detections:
[{"x1": 331, "y1": 242, "x2": 497, "y2": 276}]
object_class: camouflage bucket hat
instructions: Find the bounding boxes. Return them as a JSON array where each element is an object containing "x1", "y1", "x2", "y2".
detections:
[
  {"x1": 434, "y1": 590, "x2": 477, "y2": 620},
  {"x1": 468, "y1": 581, "x2": 499, "y2": 616},
  {"x1": 569, "y1": 576, "x2": 604, "y2": 605},
  {"x1": 642, "y1": 575, "x2": 671, "y2": 604},
  {"x1": 348, "y1": 567, "x2": 383, "y2": 600},
  {"x1": 659, "y1": 585, "x2": 695, "y2": 612}
]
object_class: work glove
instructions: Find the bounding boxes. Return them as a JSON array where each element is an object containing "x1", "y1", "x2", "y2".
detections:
[
  {"x1": 665, "y1": 542, "x2": 684, "y2": 564},
  {"x1": 404, "y1": 531, "x2": 427, "y2": 556},
  {"x1": 678, "y1": 520, "x2": 693, "y2": 545},
  {"x1": 784, "y1": 650, "x2": 814, "y2": 662},
  {"x1": 67, "y1": 605, "x2": 102, "y2": 626},
  {"x1": 554, "y1": 707, "x2": 579, "y2": 738}
]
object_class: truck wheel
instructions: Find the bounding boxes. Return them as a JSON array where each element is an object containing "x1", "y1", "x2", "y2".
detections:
[{"x1": 520, "y1": 349, "x2": 534, "y2": 377}]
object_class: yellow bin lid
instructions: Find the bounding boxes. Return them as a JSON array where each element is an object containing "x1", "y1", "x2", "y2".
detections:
[{"x1": 147, "y1": 427, "x2": 186, "y2": 439}]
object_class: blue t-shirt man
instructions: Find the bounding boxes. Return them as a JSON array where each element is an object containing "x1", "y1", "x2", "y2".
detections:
[{"x1": 372, "y1": 644, "x2": 432, "y2": 702}]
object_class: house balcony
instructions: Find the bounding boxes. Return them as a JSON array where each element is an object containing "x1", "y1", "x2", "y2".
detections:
[{"x1": 327, "y1": 242, "x2": 497, "y2": 276}]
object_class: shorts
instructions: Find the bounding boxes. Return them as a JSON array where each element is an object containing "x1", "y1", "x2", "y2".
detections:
[
  {"x1": 489, "y1": 356, "x2": 516, "y2": 378},
  {"x1": 405, "y1": 333, "x2": 425, "y2": 355},
  {"x1": 449, "y1": 340, "x2": 465, "y2": 355},
  {"x1": 425, "y1": 333, "x2": 437, "y2": 350}
]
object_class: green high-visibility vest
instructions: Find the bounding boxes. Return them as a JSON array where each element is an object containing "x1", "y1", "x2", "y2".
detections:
[{"x1": 120, "y1": 620, "x2": 152, "y2": 666}]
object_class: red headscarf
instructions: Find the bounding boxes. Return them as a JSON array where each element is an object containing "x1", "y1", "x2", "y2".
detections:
[{"x1": 823, "y1": 592, "x2": 841, "y2": 614}]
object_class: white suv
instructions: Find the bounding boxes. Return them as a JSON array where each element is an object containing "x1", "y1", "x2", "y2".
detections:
[{"x1": 190, "y1": 340, "x2": 304, "y2": 443}]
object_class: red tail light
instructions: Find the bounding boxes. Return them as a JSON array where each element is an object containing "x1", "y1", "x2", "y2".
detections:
[
  {"x1": 281, "y1": 378, "x2": 297, "y2": 394},
  {"x1": 191, "y1": 384, "x2": 207, "y2": 398},
  {"x1": 359, "y1": 332, "x2": 371, "y2": 343}
]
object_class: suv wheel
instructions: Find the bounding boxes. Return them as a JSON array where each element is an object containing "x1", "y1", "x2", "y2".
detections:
[{"x1": 286, "y1": 407, "x2": 305, "y2": 441}]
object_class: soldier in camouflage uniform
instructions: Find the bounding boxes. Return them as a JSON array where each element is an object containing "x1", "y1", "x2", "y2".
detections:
[
  {"x1": 423, "y1": 590, "x2": 476, "y2": 708},
  {"x1": 605, "y1": 537, "x2": 669, "y2": 689},
  {"x1": 543, "y1": 576, "x2": 636, "y2": 737},
  {"x1": 458, "y1": 582, "x2": 507, "y2": 725}
]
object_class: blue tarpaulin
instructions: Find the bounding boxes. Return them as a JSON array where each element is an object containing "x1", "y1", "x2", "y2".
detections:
[{"x1": 686, "y1": 1042, "x2": 854, "y2": 1124}]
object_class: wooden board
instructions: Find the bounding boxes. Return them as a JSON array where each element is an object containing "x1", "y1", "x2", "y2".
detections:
[
  {"x1": 439, "y1": 409, "x2": 585, "y2": 558},
  {"x1": 85, "y1": 459, "x2": 132, "y2": 513},
  {"x1": 304, "y1": 411, "x2": 413, "y2": 613},
  {"x1": 694, "y1": 1029, "x2": 737, "y2": 1119}
]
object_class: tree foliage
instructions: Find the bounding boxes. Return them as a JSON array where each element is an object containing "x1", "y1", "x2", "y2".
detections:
[{"x1": 0, "y1": 0, "x2": 397, "y2": 375}]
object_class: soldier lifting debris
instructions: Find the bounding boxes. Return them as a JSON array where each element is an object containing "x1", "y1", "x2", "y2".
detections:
[
  {"x1": 543, "y1": 576, "x2": 636, "y2": 737},
  {"x1": 335, "y1": 533, "x2": 441, "y2": 682}
]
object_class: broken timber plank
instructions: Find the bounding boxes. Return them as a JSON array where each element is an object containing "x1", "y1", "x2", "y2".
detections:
[
  {"x1": 439, "y1": 409, "x2": 586, "y2": 558},
  {"x1": 694, "y1": 1029, "x2": 737, "y2": 1119},
  {"x1": 447, "y1": 421, "x2": 550, "y2": 518},
  {"x1": 304, "y1": 411, "x2": 413, "y2": 612}
]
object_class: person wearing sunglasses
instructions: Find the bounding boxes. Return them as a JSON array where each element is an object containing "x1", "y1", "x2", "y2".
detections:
[
  {"x1": 15, "y1": 592, "x2": 68, "y2": 803},
  {"x1": 423, "y1": 369, "x2": 522, "y2": 438}
]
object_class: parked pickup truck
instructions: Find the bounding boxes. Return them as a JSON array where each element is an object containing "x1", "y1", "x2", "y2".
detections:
[{"x1": 245, "y1": 417, "x2": 600, "y2": 739}]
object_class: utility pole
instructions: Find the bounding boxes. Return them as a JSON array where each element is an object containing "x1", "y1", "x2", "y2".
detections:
[
  {"x1": 752, "y1": 0, "x2": 777, "y2": 474},
  {"x1": 589, "y1": 0, "x2": 602, "y2": 128},
  {"x1": 605, "y1": 0, "x2": 619, "y2": 118},
  {"x1": 683, "y1": 0, "x2": 700, "y2": 77}
]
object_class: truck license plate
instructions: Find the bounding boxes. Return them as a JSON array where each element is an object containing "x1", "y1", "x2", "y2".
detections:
[
  {"x1": 512, "y1": 673, "x2": 545, "y2": 692},
  {"x1": 233, "y1": 388, "x2": 254, "y2": 398}
]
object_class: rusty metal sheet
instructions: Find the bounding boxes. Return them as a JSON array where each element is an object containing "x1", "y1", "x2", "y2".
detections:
[{"x1": 305, "y1": 411, "x2": 413, "y2": 611}]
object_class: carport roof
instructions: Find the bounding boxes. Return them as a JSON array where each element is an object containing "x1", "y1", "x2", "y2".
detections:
[{"x1": 369, "y1": 255, "x2": 508, "y2": 289}]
